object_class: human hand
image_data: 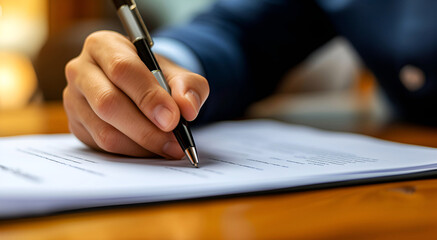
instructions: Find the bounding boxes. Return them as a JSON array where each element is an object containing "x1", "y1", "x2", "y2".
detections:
[{"x1": 63, "y1": 31, "x2": 209, "y2": 158}]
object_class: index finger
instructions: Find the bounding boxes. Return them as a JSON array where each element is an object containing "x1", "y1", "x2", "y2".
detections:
[{"x1": 83, "y1": 31, "x2": 181, "y2": 132}]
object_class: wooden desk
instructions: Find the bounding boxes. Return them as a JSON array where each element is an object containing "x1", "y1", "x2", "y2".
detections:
[{"x1": 1, "y1": 102, "x2": 437, "y2": 240}]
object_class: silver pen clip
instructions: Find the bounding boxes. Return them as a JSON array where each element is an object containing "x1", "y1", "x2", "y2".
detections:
[
  {"x1": 129, "y1": 0, "x2": 154, "y2": 47},
  {"x1": 117, "y1": 0, "x2": 154, "y2": 47}
]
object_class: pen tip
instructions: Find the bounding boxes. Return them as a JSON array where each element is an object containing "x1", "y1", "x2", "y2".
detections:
[{"x1": 184, "y1": 147, "x2": 199, "y2": 168}]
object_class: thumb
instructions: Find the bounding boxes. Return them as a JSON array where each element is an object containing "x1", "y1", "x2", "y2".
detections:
[
  {"x1": 168, "y1": 71, "x2": 209, "y2": 122},
  {"x1": 156, "y1": 55, "x2": 209, "y2": 122}
]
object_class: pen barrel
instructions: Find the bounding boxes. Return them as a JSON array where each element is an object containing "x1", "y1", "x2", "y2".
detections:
[
  {"x1": 173, "y1": 118, "x2": 196, "y2": 150},
  {"x1": 134, "y1": 39, "x2": 160, "y2": 72}
]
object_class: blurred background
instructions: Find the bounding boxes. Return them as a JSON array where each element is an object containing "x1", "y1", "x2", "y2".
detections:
[
  {"x1": 0, "y1": 0, "x2": 391, "y2": 131},
  {"x1": 0, "y1": 0, "x2": 216, "y2": 107}
]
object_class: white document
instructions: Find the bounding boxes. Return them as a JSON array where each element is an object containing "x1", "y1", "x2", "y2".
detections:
[{"x1": 1, "y1": 120, "x2": 437, "y2": 217}]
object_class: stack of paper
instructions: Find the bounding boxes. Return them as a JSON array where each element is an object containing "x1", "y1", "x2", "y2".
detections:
[{"x1": 1, "y1": 120, "x2": 436, "y2": 218}]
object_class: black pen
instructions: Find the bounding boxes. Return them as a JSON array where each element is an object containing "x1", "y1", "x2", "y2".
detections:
[{"x1": 112, "y1": 0, "x2": 199, "y2": 167}]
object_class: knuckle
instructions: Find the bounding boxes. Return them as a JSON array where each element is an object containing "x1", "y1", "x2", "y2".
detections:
[
  {"x1": 84, "y1": 31, "x2": 106, "y2": 49},
  {"x1": 65, "y1": 58, "x2": 79, "y2": 83},
  {"x1": 83, "y1": 33, "x2": 98, "y2": 50},
  {"x1": 85, "y1": 30, "x2": 130, "y2": 52},
  {"x1": 94, "y1": 125, "x2": 118, "y2": 153},
  {"x1": 62, "y1": 87, "x2": 69, "y2": 100},
  {"x1": 138, "y1": 129, "x2": 161, "y2": 150},
  {"x1": 62, "y1": 88, "x2": 79, "y2": 118},
  {"x1": 62, "y1": 88, "x2": 71, "y2": 109},
  {"x1": 94, "y1": 90, "x2": 119, "y2": 120},
  {"x1": 108, "y1": 55, "x2": 133, "y2": 83},
  {"x1": 136, "y1": 88, "x2": 161, "y2": 111}
]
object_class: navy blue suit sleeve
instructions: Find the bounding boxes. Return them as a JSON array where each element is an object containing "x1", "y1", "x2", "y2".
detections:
[{"x1": 155, "y1": 0, "x2": 336, "y2": 124}]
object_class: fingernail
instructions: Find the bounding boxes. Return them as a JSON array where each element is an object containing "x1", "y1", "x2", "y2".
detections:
[
  {"x1": 184, "y1": 90, "x2": 201, "y2": 114},
  {"x1": 154, "y1": 105, "x2": 173, "y2": 130},
  {"x1": 163, "y1": 141, "x2": 184, "y2": 159}
]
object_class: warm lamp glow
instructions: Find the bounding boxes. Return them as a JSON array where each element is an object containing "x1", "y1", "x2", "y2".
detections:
[
  {"x1": 0, "y1": 52, "x2": 37, "y2": 109},
  {"x1": 0, "y1": 0, "x2": 48, "y2": 57},
  {"x1": 0, "y1": 0, "x2": 47, "y2": 109}
]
